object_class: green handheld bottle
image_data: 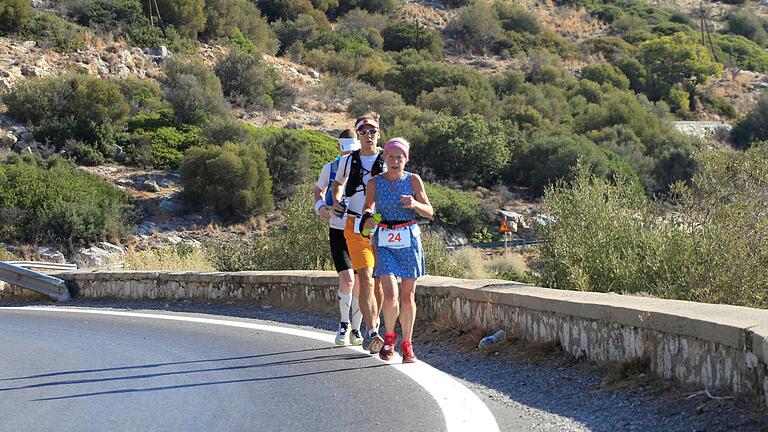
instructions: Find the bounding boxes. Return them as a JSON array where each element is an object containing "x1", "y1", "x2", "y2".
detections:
[{"x1": 361, "y1": 213, "x2": 382, "y2": 237}]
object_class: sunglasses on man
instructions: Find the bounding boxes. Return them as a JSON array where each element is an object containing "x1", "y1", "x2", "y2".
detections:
[{"x1": 357, "y1": 128, "x2": 378, "y2": 136}]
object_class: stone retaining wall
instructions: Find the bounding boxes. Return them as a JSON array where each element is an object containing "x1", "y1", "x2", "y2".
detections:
[{"x1": 3, "y1": 270, "x2": 768, "y2": 406}]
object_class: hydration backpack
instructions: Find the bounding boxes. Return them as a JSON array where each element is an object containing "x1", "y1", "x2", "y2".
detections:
[{"x1": 344, "y1": 149, "x2": 384, "y2": 198}]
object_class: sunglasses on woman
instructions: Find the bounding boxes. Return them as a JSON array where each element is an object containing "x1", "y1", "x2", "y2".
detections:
[{"x1": 357, "y1": 128, "x2": 378, "y2": 136}]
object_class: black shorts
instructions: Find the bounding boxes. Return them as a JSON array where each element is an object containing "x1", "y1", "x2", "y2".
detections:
[{"x1": 329, "y1": 227, "x2": 353, "y2": 273}]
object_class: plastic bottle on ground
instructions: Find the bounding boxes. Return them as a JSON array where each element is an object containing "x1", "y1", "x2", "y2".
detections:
[{"x1": 478, "y1": 330, "x2": 506, "y2": 349}]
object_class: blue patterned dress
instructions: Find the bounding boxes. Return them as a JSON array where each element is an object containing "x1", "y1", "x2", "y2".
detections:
[{"x1": 372, "y1": 172, "x2": 426, "y2": 279}]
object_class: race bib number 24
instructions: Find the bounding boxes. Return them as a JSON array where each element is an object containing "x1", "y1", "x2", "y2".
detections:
[{"x1": 378, "y1": 227, "x2": 411, "y2": 249}]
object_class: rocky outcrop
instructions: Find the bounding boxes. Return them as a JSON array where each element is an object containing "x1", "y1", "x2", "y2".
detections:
[
  {"x1": 0, "y1": 37, "x2": 163, "y2": 94},
  {"x1": 71, "y1": 242, "x2": 126, "y2": 269}
]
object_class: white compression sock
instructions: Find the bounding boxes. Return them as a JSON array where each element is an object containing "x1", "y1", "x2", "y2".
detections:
[
  {"x1": 350, "y1": 295, "x2": 362, "y2": 331},
  {"x1": 338, "y1": 290, "x2": 352, "y2": 323}
]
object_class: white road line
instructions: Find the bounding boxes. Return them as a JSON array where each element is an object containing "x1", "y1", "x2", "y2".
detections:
[{"x1": 2, "y1": 306, "x2": 500, "y2": 432}]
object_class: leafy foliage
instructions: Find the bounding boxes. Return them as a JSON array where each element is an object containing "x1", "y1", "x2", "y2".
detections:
[
  {"x1": 0, "y1": 0, "x2": 30, "y2": 34},
  {"x1": 203, "y1": 0, "x2": 278, "y2": 53},
  {"x1": 415, "y1": 114, "x2": 510, "y2": 186},
  {"x1": 160, "y1": 56, "x2": 229, "y2": 125},
  {"x1": 425, "y1": 182, "x2": 493, "y2": 237},
  {"x1": 180, "y1": 143, "x2": 273, "y2": 221},
  {"x1": 215, "y1": 48, "x2": 288, "y2": 109},
  {"x1": 731, "y1": 93, "x2": 768, "y2": 149},
  {"x1": 155, "y1": 0, "x2": 205, "y2": 38},
  {"x1": 3, "y1": 74, "x2": 130, "y2": 158},
  {"x1": 0, "y1": 154, "x2": 132, "y2": 247}
]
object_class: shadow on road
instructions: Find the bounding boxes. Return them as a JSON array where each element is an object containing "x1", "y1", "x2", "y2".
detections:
[
  {"x1": 1, "y1": 352, "x2": 372, "y2": 394},
  {"x1": 30, "y1": 363, "x2": 388, "y2": 402},
  {"x1": 0, "y1": 346, "x2": 346, "y2": 381}
]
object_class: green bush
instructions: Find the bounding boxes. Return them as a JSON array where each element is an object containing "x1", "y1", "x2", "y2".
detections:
[
  {"x1": 416, "y1": 85, "x2": 492, "y2": 117},
  {"x1": 123, "y1": 125, "x2": 202, "y2": 169},
  {"x1": 638, "y1": 33, "x2": 722, "y2": 108},
  {"x1": 580, "y1": 63, "x2": 629, "y2": 90},
  {"x1": 258, "y1": 130, "x2": 312, "y2": 202},
  {"x1": 668, "y1": 143, "x2": 768, "y2": 306},
  {"x1": 203, "y1": 0, "x2": 278, "y2": 53},
  {"x1": 258, "y1": 0, "x2": 313, "y2": 21},
  {"x1": 3, "y1": 74, "x2": 129, "y2": 156},
  {"x1": 155, "y1": 0, "x2": 205, "y2": 38},
  {"x1": 0, "y1": 154, "x2": 132, "y2": 247},
  {"x1": 415, "y1": 114, "x2": 510, "y2": 186},
  {"x1": 337, "y1": 8, "x2": 386, "y2": 32},
  {"x1": 526, "y1": 61, "x2": 577, "y2": 88},
  {"x1": 586, "y1": 125, "x2": 655, "y2": 191},
  {"x1": 250, "y1": 127, "x2": 338, "y2": 172},
  {"x1": 21, "y1": 11, "x2": 86, "y2": 52},
  {"x1": 200, "y1": 116, "x2": 258, "y2": 146},
  {"x1": 334, "y1": 0, "x2": 397, "y2": 14},
  {"x1": 384, "y1": 60, "x2": 494, "y2": 104},
  {"x1": 727, "y1": 10, "x2": 768, "y2": 47},
  {"x1": 539, "y1": 164, "x2": 689, "y2": 295},
  {"x1": 80, "y1": 0, "x2": 159, "y2": 46},
  {"x1": 582, "y1": 36, "x2": 636, "y2": 62},
  {"x1": 306, "y1": 28, "x2": 370, "y2": 52},
  {"x1": 381, "y1": 19, "x2": 443, "y2": 57},
  {"x1": 542, "y1": 143, "x2": 768, "y2": 308},
  {"x1": 0, "y1": 0, "x2": 30, "y2": 33},
  {"x1": 304, "y1": 42, "x2": 390, "y2": 83},
  {"x1": 494, "y1": 1, "x2": 541, "y2": 34},
  {"x1": 731, "y1": 93, "x2": 768, "y2": 149},
  {"x1": 180, "y1": 143, "x2": 273, "y2": 221},
  {"x1": 347, "y1": 88, "x2": 438, "y2": 139},
  {"x1": 448, "y1": 0, "x2": 502, "y2": 54},
  {"x1": 214, "y1": 49, "x2": 288, "y2": 110},
  {"x1": 71, "y1": 141, "x2": 105, "y2": 166},
  {"x1": 512, "y1": 134, "x2": 625, "y2": 195},
  {"x1": 160, "y1": 57, "x2": 229, "y2": 125},
  {"x1": 116, "y1": 77, "x2": 169, "y2": 115},
  {"x1": 713, "y1": 33, "x2": 768, "y2": 73},
  {"x1": 425, "y1": 182, "x2": 493, "y2": 237},
  {"x1": 271, "y1": 13, "x2": 326, "y2": 53},
  {"x1": 573, "y1": 90, "x2": 681, "y2": 158}
]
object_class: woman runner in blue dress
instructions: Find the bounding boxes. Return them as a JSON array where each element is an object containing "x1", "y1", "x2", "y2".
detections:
[{"x1": 361, "y1": 138, "x2": 433, "y2": 363}]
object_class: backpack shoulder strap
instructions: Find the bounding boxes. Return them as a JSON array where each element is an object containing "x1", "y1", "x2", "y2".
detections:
[
  {"x1": 371, "y1": 150, "x2": 385, "y2": 177},
  {"x1": 344, "y1": 150, "x2": 362, "y2": 197},
  {"x1": 329, "y1": 156, "x2": 341, "y2": 182}
]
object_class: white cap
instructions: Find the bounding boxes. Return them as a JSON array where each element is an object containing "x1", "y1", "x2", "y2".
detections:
[{"x1": 339, "y1": 137, "x2": 361, "y2": 152}]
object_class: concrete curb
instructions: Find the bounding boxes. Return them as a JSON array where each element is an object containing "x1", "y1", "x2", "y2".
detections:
[{"x1": 3, "y1": 270, "x2": 767, "y2": 406}]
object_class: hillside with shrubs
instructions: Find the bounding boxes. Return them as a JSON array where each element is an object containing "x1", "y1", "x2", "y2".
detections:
[{"x1": 0, "y1": 0, "x2": 767, "y2": 308}]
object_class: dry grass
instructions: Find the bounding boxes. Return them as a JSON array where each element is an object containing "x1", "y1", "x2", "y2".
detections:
[
  {"x1": 453, "y1": 248, "x2": 490, "y2": 279},
  {"x1": 124, "y1": 246, "x2": 216, "y2": 272},
  {"x1": 453, "y1": 248, "x2": 532, "y2": 281},
  {"x1": 485, "y1": 253, "x2": 529, "y2": 275}
]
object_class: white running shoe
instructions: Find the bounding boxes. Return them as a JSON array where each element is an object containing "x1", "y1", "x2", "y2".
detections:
[
  {"x1": 335, "y1": 322, "x2": 350, "y2": 345},
  {"x1": 349, "y1": 329, "x2": 363, "y2": 346}
]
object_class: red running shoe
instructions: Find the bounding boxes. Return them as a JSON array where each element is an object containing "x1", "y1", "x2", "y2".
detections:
[
  {"x1": 401, "y1": 340, "x2": 417, "y2": 364},
  {"x1": 379, "y1": 333, "x2": 396, "y2": 361}
]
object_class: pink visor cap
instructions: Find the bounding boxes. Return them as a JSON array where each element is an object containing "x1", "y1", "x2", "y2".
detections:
[
  {"x1": 384, "y1": 138, "x2": 409, "y2": 159},
  {"x1": 355, "y1": 118, "x2": 380, "y2": 130}
]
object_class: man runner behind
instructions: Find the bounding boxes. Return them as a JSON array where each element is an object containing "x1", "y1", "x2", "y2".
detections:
[{"x1": 314, "y1": 129, "x2": 363, "y2": 346}]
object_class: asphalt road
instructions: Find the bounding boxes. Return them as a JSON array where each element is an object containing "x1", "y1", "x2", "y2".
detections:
[{"x1": 0, "y1": 307, "x2": 496, "y2": 432}]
